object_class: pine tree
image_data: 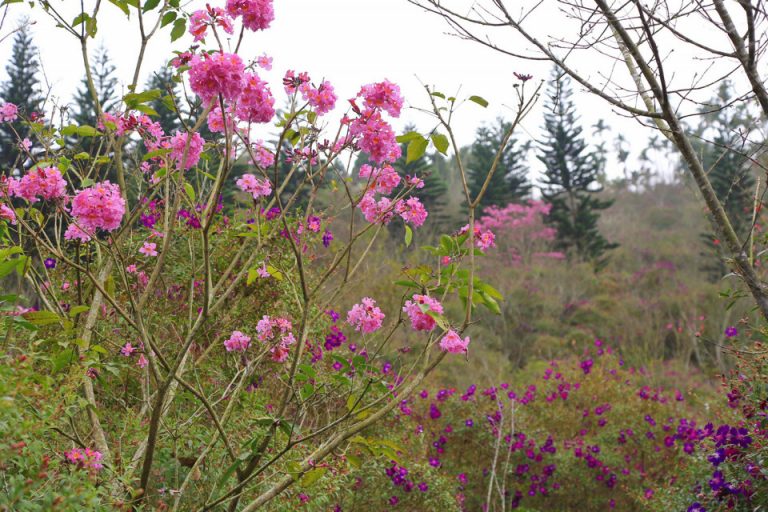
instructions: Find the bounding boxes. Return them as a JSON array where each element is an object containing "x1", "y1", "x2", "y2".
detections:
[
  {"x1": 71, "y1": 46, "x2": 118, "y2": 127},
  {"x1": 538, "y1": 68, "x2": 616, "y2": 265},
  {"x1": 467, "y1": 117, "x2": 531, "y2": 213},
  {"x1": 694, "y1": 81, "x2": 756, "y2": 279},
  {"x1": 0, "y1": 21, "x2": 43, "y2": 171}
]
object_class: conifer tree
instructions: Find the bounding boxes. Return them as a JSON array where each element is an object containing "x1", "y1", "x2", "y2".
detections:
[
  {"x1": 694, "y1": 82, "x2": 756, "y2": 279},
  {"x1": 467, "y1": 117, "x2": 531, "y2": 213},
  {"x1": 538, "y1": 68, "x2": 616, "y2": 265},
  {"x1": 0, "y1": 22, "x2": 43, "y2": 170}
]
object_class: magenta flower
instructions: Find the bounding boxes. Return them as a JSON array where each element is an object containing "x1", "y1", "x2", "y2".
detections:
[
  {"x1": 70, "y1": 181, "x2": 125, "y2": 232},
  {"x1": 236, "y1": 174, "x2": 272, "y2": 200},
  {"x1": 14, "y1": 167, "x2": 67, "y2": 203},
  {"x1": 226, "y1": 0, "x2": 274, "y2": 32},
  {"x1": 170, "y1": 131, "x2": 204, "y2": 170},
  {"x1": 724, "y1": 326, "x2": 738, "y2": 337}
]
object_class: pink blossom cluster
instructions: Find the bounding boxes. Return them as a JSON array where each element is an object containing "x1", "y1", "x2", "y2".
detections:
[
  {"x1": 358, "y1": 192, "x2": 428, "y2": 227},
  {"x1": 255, "y1": 315, "x2": 295, "y2": 362},
  {"x1": 236, "y1": 173, "x2": 272, "y2": 199},
  {"x1": 224, "y1": 330, "x2": 252, "y2": 352},
  {"x1": 396, "y1": 197, "x2": 428, "y2": 227},
  {"x1": 346, "y1": 297, "x2": 386, "y2": 334},
  {"x1": 249, "y1": 141, "x2": 275, "y2": 168},
  {"x1": 403, "y1": 294, "x2": 444, "y2": 331},
  {"x1": 0, "y1": 102, "x2": 18, "y2": 122},
  {"x1": 64, "y1": 447, "x2": 103, "y2": 471},
  {"x1": 225, "y1": 0, "x2": 274, "y2": 31},
  {"x1": 349, "y1": 109, "x2": 401, "y2": 164},
  {"x1": 189, "y1": 6, "x2": 234, "y2": 41},
  {"x1": 359, "y1": 164, "x2": 401, "y2": 195},
  {"x1": 0, "y1": 204, "x2": 15, "y2": 224},
  {"x1": 458, "y1": 224, "x2": 496, "y2": 251},
  {"x1": 236, "y1": 72, "x2": 276, "y2": 123},
  {"x1": 64, "y1": 224, "x2": 93, "y2": 243},
  {"x1": 70, "y1": 181, "x2": 125, "y2": 232},
  {"x1": 13, "y1": 167, "x2": 67, "y2": 203},
  {"x1": 188, "y1": 52, "x2": 246, "y2": 105},
  {"x1": 300, "y1": 80, "x2": 337, "y2": 116},
  {"x1": 477, "y1": 201, "x2": 564, "y2": 264},
  {"x1": 169, "y1": 131, "x2": 205, "y2": 170},
  {"x1": 439, "y1": 329, "x2": 470, "y2": 354},
  {"x1": 208, "y1": 105, "x2": 236, "y2": 134},
  {"x1": 358, "y1": 80, "x2": 404, "y2": 118}
]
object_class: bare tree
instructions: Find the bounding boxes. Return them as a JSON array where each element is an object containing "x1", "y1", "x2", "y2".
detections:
[{"x1": 407, "y1": 0, "x2": 768, "y2": 321}]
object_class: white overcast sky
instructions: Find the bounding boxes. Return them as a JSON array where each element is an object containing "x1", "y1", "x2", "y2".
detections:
[{"x1": 0, "y1": 0, "x2": 729, "y2": 181}]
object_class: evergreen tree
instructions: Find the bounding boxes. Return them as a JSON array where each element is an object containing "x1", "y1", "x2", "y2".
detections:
[
  {"x1": 0, "y1": 22, "x2": 43, "y2": 171},
  {"x1": 538, "y1": 68, "x2": 616, "y2": 265},
  {"x1": 71, "y1": 46, "x2": 118, "y2": 127},
  {"x1": 694, "y1": 82, "x2": 756, "y2": 279},
  {"x1": 467, "y1": 117, "x2": 531, "y2": 213}
]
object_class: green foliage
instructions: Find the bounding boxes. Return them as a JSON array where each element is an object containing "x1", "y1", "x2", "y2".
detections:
[{"x1": 539, "y1": 67, "x2": 617, "y2": 266}]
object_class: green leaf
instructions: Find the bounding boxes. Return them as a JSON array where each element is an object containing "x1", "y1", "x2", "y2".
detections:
[
  {"x1": 77, "y1": 125, "x2": 101, "y2": 137},
  {"x1": 108, "y1": 0, "x2": 130, "y2": 16},
  {"x1": 143, "y1": 0, "x2": 161, "y2": 11},
  {"x1": 393, "y1": 280, "x2": 420, "y2": 289},
  {"x1": 431, "y1": 91, "x2": 446, "y2": 99},
  {"x1": 23, "y1": 310, "x2": 61, "y2": 326},
  {"x1": 52, "y1": 348, "x2": 76, "y2": 373},
  {"x1": 406, "y1": 136, "x2": 428, "y2": 164},
  {"x1": 74, "y1": 152, "x2": 90, "y2": 160},
  {"x1": 184, "y1": 182, "x2": 195, "y2": 202},
  {"x1": 246, "y1": 268, "x2": 259, "y2": 286},
  {"x1": 404, "y1": 225, "x2": 413, "y2": 247},
  {"x1": 300, "y1": 467, "x2": 327, "y2": 487},
  {"x1": 430, "y1": 133, "x2": 449, "y2": 155},
  {"x1": 160, "y1": 10, "x2": 177, "y2": 27},
  {"x1": 85, "y1": 16, "x2": 98, "y2": 37},
  {"x1": 69, "y1": 305, "x2": 89, "y2": 317},
  {"x1": 72, "y1": 12, "x2": 89, "y2": 27},
  {"x1": 266, "y1": 265, "x2": 283, "y2": 281},
  {"x1": 124, "y1": 89, "x2": 162, "y2": 107},
  {"x1": 396, "y1": 131, "x2": 422, "y2": 144},
  {"x1": 469, "y1": 95, "x2": 489, "y2": 108},
  {"x1": 171, "y1": 18, "x2": 186, "y2": 42}
]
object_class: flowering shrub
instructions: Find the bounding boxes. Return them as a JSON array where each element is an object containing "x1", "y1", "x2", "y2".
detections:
[{"x1": 0, "y1": 1, "x2": 516, "y2": 509}]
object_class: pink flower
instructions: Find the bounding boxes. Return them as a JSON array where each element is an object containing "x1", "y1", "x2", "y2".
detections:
[
  {"x1": 137, "y1": 354, "x2": 148, "y2": 368},
  {"x1": 257, "y1": 53, "x2": 273, "y2": 70},
  {"x1": 403, "y1": 294, "x2": 444, "y2": 331},
  {"x1": 250, "y1": 141, "x2": 275, "y2": 168},
  {"x1": 224, "y1": 330, "x2": 251, "y2": 352},
  {"x1": 70, "y1": 181, "x2": 125, "y2": 232},
  {"x1": 64, "y1": 447, "x2": 103, "y2": 471},
  {"x1": 126, "y1": 264, "x2": 137, "y2": 273},
  {"x1": 236, "y1": 173, "x2": 272, "y2": 199},
  {"x1": 346, "y1": 297, "x2": 386, "y2": 334},
  {"x1": 439, "y1": 330, "x2": 470, "y2": 354},
  {"x1": 236, "y1": 72, "x2": 275, "y2": 123},
  {"x1": 358, "y1": 80, "x2": 404, "y2": 118},
  {"x1": 14, "y1": 167, "x2": 67, "y2": 202},
  {"x1": 188, "y1": 52, "x2": 245, "y2": 105},
  {"x1": 170, "y1": 131, "x2": 204, "y2": 170},
  {"x1": 189, "y1": 7, "x2": 234, "y2": 42},
  {"x1": 64, "y1": 223, "x2": 93, "y2": 243},
  {"x1": 256, "y1": 315, "x2": 292, "y2": 342},
  {"x1": 226, "y1": 0, "x2": 274, "y2": 31},
  {"x1": 476, "y1": 230, "x2": 495, "y2": 251},
  {"x1": 0, "y1": 103, "x2": 17, "y2": 122},
  {"x1": 257, "y1": 263, "x2": 270, "y2": 278},
  {"x1": 300, "y1": 80, "x2": 337, "y2": 115},
  {"x1": 271, "y1": 332, "x2": 295, "y2": 362},
  {"x1": 0, "y1": 204, "x2": 16, "y2": 224},
  {"x1": 359, "y1": 164, "x2": 401, "y2": 195},
  {"x1": 207, "y1": 105, "x2": 236, "y2": 134},
  {"x1": 396, "y1": 197, "x2": 428, "y2": 227},
  {"x1": 139, "y1": 242, "x2": 158, "y2": 257},
  {"x1": 358, "y1": 192, "x2": 395, "y2": 225},
  {"x1": 121, "y1": 342, "x2": 136, "y2": 357},
  {"x1": 18, "y1": 138, "x2": 31, "y2": 152},
  {"x1": 349, "y1": 110, "x2": 401, "y2": 164}
]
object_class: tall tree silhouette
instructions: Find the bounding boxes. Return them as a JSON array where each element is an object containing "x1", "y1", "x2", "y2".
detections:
[{"x1": 538, "y1": 68, "x2": 616, "y2": 265}]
